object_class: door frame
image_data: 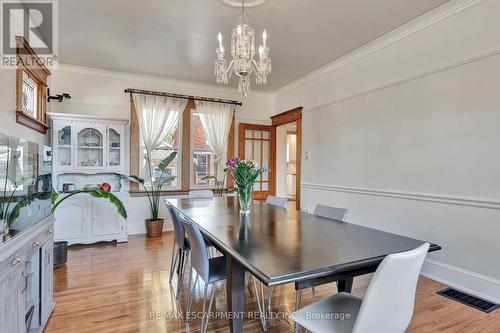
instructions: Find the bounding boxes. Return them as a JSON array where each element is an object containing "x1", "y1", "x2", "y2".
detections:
[
  {"x1": 270, "y1": 107, "x2": 303, "y2": 210},
  {"x1": 238, "y1": 123, "x2": 276, "y2": 200}
]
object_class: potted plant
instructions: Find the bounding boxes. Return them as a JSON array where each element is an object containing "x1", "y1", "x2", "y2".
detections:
[
  {"x1": 118, "y1": 151, "x2": 177, "y2": 237},
  {"x1": 201, "y1": 173, "x2": 228, "y2": 197},
  {"x1": 224, "y1": 156, "x2": 268, "y2": 215}
]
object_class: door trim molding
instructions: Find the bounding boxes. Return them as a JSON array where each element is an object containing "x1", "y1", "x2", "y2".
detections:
[{"x1": 271, "y1": 107, "x2": 303, "y2": 210}]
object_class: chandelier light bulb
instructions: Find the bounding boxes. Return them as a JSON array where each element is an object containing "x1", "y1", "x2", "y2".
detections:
[
  {"x1": 237, "y1": 25, "x2": 242, "y2": 35},
  {"x1": 218, "y1": 32, "x2": 223, "y2": 50},
  {"x1": 262, "y1": 29, "x2": 267, "y2": 47}
]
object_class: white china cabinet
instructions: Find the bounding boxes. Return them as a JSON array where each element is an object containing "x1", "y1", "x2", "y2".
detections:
[{"x1": 48, "y1": 113, "x2": 129, "y2": 245}]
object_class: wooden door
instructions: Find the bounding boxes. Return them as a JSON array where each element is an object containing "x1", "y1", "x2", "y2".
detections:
[{"x1": 238, "y1": 123, "x2": 275, "y2": 201}]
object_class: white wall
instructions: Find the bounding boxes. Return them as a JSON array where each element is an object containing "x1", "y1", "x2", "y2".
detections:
[
  {"x1": 274, "y1": 0, "x2": 500, "y2": 302},
  {"x1": 49, "y1": 64, "x2": 273, "y2": 233}
]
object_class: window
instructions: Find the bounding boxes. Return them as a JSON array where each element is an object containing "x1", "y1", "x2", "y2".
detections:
[
  {"x1": 140, "y1": 119, "x2": 182, "y2": 189},
  {"x1": 21, "y1": 72, "x2": 38, "y2": 119},
  {"x1": 15, "y1": 36, "x2": 50, "y2": 134},
  {"x1": 191, "y1": 111, "x2": 219, "y2": 187},
  {"x1": 129, "y1": 96, "x2": 235, "y2": 194}
]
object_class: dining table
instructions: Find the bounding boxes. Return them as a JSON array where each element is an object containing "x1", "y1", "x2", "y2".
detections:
[{"x1": 167, "y1": 196, "x2": 441, "y2": 333}]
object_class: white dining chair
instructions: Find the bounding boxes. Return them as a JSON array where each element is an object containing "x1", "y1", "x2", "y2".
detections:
[
  {"x1": 293, "y1": 204, "x2": 350, "y2": 319},
  {"x1": 314, "y1": 204, "x2": 348, "y2": 222},
  {"x1": 266, "y1": 195, "x2": 288, "y2": 208},
  {"x1": 189, "y1": 190, "x2": 214, "y2": 198},
  {"x1": 291, "y1": 243, "x2": 430, "y2": 333}
]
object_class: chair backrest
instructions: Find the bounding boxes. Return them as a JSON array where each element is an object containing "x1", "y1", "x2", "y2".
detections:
[
  {"x1": 266, "y1": 195, "x2": 288, "y2": 208},
  {"x1": 166, "y1": 204, "x2": 187, "y2": 249},
  {"x1": 181, "y1": 219, "x2": 210, "y2": 283},
  {"x1": 189, "y1": 190, "x2": 214, "y2": 198},
  {"x1": 352, "y1": 243, "x2": 430, "y2": 333},
  {"x1": 313, "y1": 204, "x2": 348, "y2": 222}
]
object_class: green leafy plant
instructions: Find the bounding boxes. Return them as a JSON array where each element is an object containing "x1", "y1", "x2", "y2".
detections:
[
  {"x1": 200, "y1": 173, "x2": 228, "y2": 197},
  {"x1": 224, "y1": 156, "x2": 268, "y2": 213},
  {"x1": 51, "y1": 188, "x2": 127, "y2": 219},
  {"x1": 0, "y1": 176, "x2": 42, "y2": 227},
  {"x1": 116, "y1": 151, "x2": 177, "y2": 220}
]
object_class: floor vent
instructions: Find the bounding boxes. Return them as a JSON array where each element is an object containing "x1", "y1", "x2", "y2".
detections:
[{"x1": 437, "y1": 288, "x2": 499, "y2": 313}]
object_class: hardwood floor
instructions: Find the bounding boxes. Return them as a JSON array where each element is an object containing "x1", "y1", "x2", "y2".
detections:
[{"x1": 44, "y1": 233, "x2": 500, "y2": 333}]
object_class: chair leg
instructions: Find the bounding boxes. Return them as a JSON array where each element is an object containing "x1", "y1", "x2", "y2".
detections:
[
  {"x1": 202, "y1": 285, "x2": 216, "y2": 333},
  {"x1": 294, "y1": 290, "x2": 303, "y2": 333},
  {"x1": 176, "y1": 250, "x2": 188, "y2": 299},
  {"x1": 186, "y1": 266, "x2": 193, "y2": 308},
  {"x1": 200, "y1": 284, "x2": 209, "y2": 333},
  {"x1": 187, "y1": 273, "x2": 199, "y2": 320},
  {"x1": 252, "y1": 277, "x2": 267, "y2": 331},
  {"x1": 169, "y1": 243, "x2": 178, "y2": 283},
  {"x1": 267, "y1": 286, "x2": 274, "y2": 313}
]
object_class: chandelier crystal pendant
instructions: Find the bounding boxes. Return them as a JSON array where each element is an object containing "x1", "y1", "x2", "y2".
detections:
[{"x1": 215, "y1": 0, "x2": 272, "y2": 97}]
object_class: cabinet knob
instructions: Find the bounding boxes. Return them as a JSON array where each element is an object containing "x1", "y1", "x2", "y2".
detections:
[
  {"x1": 32, "y1": 241, "x2": 40, "y2": 248},
  {"x1": 47, "y1": 230, "x2": 53, "y2": 234},
  {"x1": 10, "y1": 257, "x2": 21, "y2": 266}
]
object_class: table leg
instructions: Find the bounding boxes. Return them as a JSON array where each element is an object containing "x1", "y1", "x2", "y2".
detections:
[
  {"x1": 337, "y1": 278, "x2": 353, "y2": 293},
  {"x1": 227, "y1": 256, "x2": 245, "y2": 333}
]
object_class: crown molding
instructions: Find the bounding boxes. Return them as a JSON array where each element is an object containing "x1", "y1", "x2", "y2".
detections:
[
  {"x1": 54, "y1": 63, "x2": 274, "y2": 99},
  {"x1": 273, "y1": 0, "x2": 484, "y2": 97}
]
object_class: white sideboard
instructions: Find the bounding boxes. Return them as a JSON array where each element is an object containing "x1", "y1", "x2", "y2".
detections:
[
  {"x1": 48, "y1": 113, "x2": 130, "y2": 245},
  {"x1": 0, "y1": 216, "x2": 54, "y2": 333},
  {"x1": 54, "y1": 192, "x2": 129, "y2": 245}
]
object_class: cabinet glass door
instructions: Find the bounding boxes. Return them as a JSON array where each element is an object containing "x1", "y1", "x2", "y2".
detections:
[
  {"x1": 108, "y1": 128, "x2": 121, "y2": 168},
  {"x1": 77, "y1": 127, "x2": 104, "y2": 167},
  {"x1": 57, "y1": 125, "x2": 72, "y2": 168}
]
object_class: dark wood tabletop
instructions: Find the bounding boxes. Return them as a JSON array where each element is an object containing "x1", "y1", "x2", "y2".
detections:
[{"x1": 167, "y1": 197, "x2": 441, "y2": 287}]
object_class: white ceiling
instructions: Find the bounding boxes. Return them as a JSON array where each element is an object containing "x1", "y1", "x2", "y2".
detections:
[{"x1": 58, "y1": 0, "x2": 449, "y2": 91}]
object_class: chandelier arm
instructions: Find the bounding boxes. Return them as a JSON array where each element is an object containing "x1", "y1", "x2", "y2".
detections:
[
  {"x1": 250, "y1": 59, "x2": 261, "y2": 73},
  {"x1": 227, "y1": 60, "x2": 235, "y2": 78}
]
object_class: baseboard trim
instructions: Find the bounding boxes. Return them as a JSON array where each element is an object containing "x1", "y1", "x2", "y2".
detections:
[
  {"x1": 422, "y1": 258, "x2": 500, "y2": 304},
  {"x1": 302, "y1": 183, "x2": 500, "y2": 210}
]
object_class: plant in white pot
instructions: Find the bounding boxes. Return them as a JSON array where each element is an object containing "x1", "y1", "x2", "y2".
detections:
[{"x1": 117, "y1": 151, "x2": 177, "y2": 237}]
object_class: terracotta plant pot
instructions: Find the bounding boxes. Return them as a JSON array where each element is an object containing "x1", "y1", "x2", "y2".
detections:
[{"x1": 145, "y1": 218, "x2": 164, "y2": 238}]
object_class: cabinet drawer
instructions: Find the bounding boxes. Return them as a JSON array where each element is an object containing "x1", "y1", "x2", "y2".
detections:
[{"x1": 0, "y1": 248, "x2": 25, "y2": 279}]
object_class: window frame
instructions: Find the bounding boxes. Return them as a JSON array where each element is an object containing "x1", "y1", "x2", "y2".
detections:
[
  {"x1": 129, "y1": 97, "x2": 235, "y2": 195},
  {"x1": 15, "y1": 36, "x2": 50, "y2": 134},
  {"x1": 189, "y1": 109, "x2": 219, "y2": 190},
  {"x1": 138, "y1": 111, "x2": 183, "y2": 191}
]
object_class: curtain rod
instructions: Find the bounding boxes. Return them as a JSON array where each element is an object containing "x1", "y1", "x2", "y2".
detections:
[{"x1": 124, "y1": 88, "x2": 242, "y2": 106}]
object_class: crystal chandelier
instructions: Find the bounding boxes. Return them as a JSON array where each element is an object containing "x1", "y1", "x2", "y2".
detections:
[{"x1": 215, "y1": 0, "x2": 272, "y2": 97}]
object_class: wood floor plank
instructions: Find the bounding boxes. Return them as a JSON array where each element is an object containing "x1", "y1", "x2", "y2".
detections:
[{"x1": 43, "y1": 233, "x2": 500, "y2": 332}]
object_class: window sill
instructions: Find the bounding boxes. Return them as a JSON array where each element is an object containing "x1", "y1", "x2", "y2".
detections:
[
  {"x1": 16, "y1": 111, "x2": 49, "y2": 134},
  {"x1": 128, "y1": 188, "x2": 233, "y2": 198},
  {"x1": 129, "y1": 190, "x2": 190, "y2": 198}
]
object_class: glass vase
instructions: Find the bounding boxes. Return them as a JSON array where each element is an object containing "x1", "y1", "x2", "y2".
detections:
[{"x1": 237, "y1": 186, "x2": 253, "y2": 215}]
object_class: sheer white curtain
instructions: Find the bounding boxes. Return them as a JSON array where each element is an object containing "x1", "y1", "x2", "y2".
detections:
[
  {"x1": 132, "y1": 94, "x2": 187, "y2": 179},
  {"x1": 194, "y1": 100, "x2": 234, "y2": 179}
]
